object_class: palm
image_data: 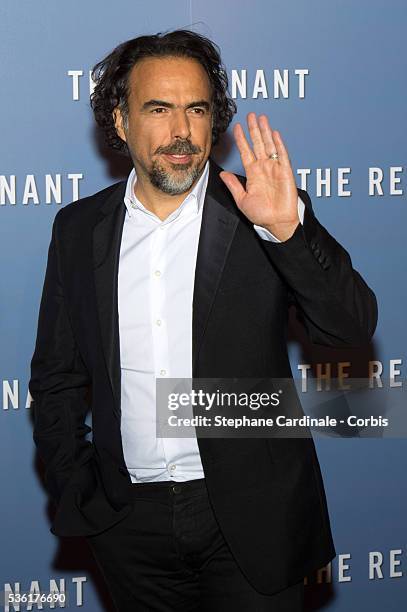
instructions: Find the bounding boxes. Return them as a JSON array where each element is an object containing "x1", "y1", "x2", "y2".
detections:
[{"x1": 220, "y1": 113, "x2": 299, "y2": 241}]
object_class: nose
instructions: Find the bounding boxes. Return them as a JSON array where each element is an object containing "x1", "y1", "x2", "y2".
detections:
[{"x1": 171, "y1": 108, "x2": 191, "y2": 140}]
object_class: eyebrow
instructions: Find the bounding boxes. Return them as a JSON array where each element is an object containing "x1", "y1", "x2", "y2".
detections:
[{"x1": 141, "y1": 99, "x2": 211, "y2": 111}]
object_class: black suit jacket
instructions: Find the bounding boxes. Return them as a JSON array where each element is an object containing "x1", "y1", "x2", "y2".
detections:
[{"x1": 29, "y1": 157, "x2": 377, "y2": 595}]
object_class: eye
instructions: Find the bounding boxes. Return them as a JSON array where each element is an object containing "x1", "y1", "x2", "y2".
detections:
[
  {"x1": 190, "y1": 107, "x2": 206, "y2": 115},
  {"x1": 151, "y1": 107, "x2": 168, "y2": 114}
]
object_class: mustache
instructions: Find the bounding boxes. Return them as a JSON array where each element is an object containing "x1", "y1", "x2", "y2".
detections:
[{"x1": 156, "y1": 140, "x2": 201, "y2": 155}]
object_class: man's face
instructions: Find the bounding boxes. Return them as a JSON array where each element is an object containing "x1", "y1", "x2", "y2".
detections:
[{"x1": 114, "y1": 56, "x2": 213, "y2": 195}]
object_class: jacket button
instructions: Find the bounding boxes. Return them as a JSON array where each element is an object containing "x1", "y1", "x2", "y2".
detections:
[{"x1": 314, "y1": 248, "x2": 321, "y2": 257}]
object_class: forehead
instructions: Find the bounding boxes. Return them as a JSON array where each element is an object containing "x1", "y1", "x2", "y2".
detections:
[{"x1": 128, "y1": 56, "x2": 212, "y2": 103}]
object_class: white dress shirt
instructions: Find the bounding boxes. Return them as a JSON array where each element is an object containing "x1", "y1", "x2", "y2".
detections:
[{"x1": 118, "y1": 160, "x2": 304, "y2": 482}]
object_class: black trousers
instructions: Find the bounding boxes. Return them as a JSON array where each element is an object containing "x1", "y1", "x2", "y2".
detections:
[{"x1": 85, "y1": 478, "x2": 304, "y2": 611}]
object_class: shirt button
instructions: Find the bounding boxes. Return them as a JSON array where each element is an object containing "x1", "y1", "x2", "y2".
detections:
[
  {"x1": 131, "y1": 202, "x2": 137, "y2": 209},
  {"x1": 169, "y1": 464, "x2": 176, "y2": 472},
  {"x1": 156, "y1": 319, "x2": 162, "y2": 326},
  {"x1": 159, "y1": 225, "x2": 165, "y2": 231},
  {"x1": 154, "y1": 270, "x2": 161, "y2": 277},
  {"x1": 160, "y1": 369, "x2": 167, "y2": 376}
]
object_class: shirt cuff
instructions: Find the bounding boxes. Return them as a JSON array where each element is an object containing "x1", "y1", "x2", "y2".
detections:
[{"x1": 253, "y1": 196, "x2": 305, "y2": 242}]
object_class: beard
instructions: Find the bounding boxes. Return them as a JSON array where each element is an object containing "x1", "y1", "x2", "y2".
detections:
[
  {"x1": 148, "y1": 138, "x2": 203, "y2": 195},
  {"x1": 149, "y1": 158, "x2": 202, "y2": 195}
]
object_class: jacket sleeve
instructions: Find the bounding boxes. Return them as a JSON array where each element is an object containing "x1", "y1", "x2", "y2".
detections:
[
  {"x1": 259, "y1": 188, "x2": 378, "y2": 347},
  {"x1": 29, "y1": 210, "x2": 94, "y2": 505}
]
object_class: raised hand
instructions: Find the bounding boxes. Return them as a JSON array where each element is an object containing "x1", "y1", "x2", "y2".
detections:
[{"x1": 219, "y1": 113, "x2": 300, "y2": 242}]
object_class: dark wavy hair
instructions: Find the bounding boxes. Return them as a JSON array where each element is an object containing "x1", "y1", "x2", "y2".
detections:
[{"x1": 90, "y1": 29, "x2": 237, "y2": 155}]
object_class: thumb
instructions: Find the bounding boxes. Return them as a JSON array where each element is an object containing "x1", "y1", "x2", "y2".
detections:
[{"x1": 219, "y1": 171, "x2": 246, "y2": 206}]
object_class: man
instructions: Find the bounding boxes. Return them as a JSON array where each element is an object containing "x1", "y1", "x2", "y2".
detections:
[{"x1": 29, "y1": 29, "x2": 377, "y2": 611}]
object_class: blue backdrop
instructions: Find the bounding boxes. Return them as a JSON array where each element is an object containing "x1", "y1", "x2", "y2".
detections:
[{"x1": 1, "y1": 1, "x2": 406, "y2": 610}]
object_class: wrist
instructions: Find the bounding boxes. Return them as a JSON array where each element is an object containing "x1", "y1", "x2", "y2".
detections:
[{"x1": 262, "y1": 220, "x2": 300, "y2": 242}]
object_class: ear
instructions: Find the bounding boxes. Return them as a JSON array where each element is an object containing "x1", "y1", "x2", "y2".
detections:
[
  {"x1": 113, "y1": 107, "x2": 127, "y2": 143},
  {"x1": 210, "y1": 108, "x2": 215, "y2": 140}
]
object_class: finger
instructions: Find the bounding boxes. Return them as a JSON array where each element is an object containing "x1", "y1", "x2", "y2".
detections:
[
  {"x1": 233, "y1": 122, "x2": 256, "y2": 167},
  {"x1": 272, "y1": 130, "x2": 291, "y2": 167},
  {"x1": 258, "y1": 115, "x2": 278, "y2": 158},
  {"x1": 247, "y1": 112, "x2": 267, "y2": 159},
  {"x1": 219, "y1": 171, "x2": 246, "y2": 206}
]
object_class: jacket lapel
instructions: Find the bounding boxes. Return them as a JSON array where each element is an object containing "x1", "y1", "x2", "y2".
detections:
[
  {"x1": 192, "y1": 161, "x2": 240, "y2": 375},
  {"x1": 92, "y1": 182, "x2": 126, "y2": 418},
  {"x1": 92, "y1": 159, "x2": 240, "y2": 416}
]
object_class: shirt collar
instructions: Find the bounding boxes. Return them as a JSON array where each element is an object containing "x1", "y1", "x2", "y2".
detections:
[{"x1": 123, "y1": 160, "x2": 209, "y2": 220}]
